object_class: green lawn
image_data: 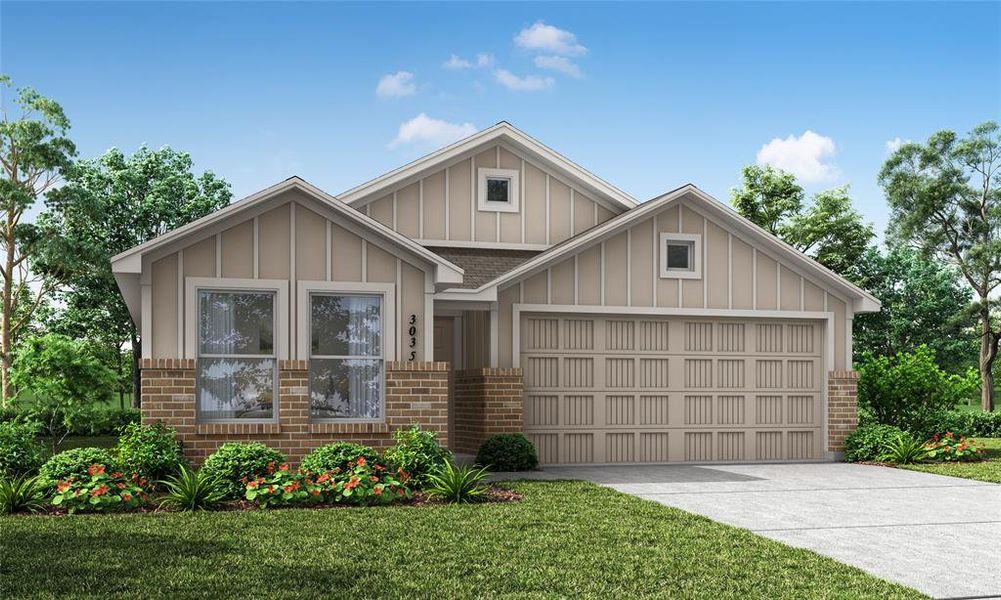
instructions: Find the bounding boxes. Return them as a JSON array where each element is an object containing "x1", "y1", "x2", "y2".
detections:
[
  {"x1": 901, "y1": 438, "x2": 1001, "y2": 483},
  {"x1": 0, "y1": 481, "x2": 920, "y2": 599}
]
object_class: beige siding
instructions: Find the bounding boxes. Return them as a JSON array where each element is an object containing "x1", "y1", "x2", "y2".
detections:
[
  {"x1": 350, "y1": 143, "x2": 621, "y2": 248},
  {"x1": 462, "y1": 310, "x2": 490, "y2": 369},
  {"x1": 149, "y1": 197, "x2": 430, "y2": 362},
  {"x1": 495, "y1": 193, "x2": 853, "y2": 370}
]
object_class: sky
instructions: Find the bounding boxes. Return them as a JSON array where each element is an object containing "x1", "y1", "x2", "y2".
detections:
[{"x1": 2, "y1": 1, "x2": 999, "y2": 238}]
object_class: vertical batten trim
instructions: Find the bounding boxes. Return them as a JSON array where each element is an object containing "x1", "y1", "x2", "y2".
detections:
[
  {"x1": 215, "y1": 234, "x2": 221, "y2": 277},
  {"x1": 444, "y1": 166, "x2": 450, "y2": 241},
  {"x1": 489, "y1": 305, "x2": 499, "y2": 368},
  {"x1": 396, "y1": 258, "x2": 402, "y2": 360},
  {"x1": 469, "y1": 158, "x2": 474, "y2": 241},
  {"x1": 361, "y1": 239, "x2": 368, "y2": 282},
  {"x1": 252, "y1": 216, "x2": 260, "y2": 279},
  {"x1": 776, "y1": 261, "x2": 781, "y2": 308},
  {"x1": 545, "y1": 174, "x2": 551, "y2": 245},
  {"x1": 593, "y1": 202, "x2": 597, "y2": 226},
  {"x1": 824, "y1": 290, "x2": 829, "y2": 312},
  {"x1": 727, "y1": 232, "x2": 733, "y2": 309},
  {"x1": 520, "y1": 158, "x2": 526, "y2": 243},
  {"x1": 325, "y1": 221, "x2": 332, "y2": 281},
  {"x1": 678, "y1": 204, "x2": 683, "y2": 232},
  {"x1": 652, "y1": 214, "x2": 659, "y2": 306},
  {"x1": 570, "y1": 188, "x2": 575, "y2": 235},
  {"x1": 702, "y1": 217, "x2": 708, "y2": 308},
  {"x1": 418, "y1": 179, "x2": 424, "y2": 239},
  {"x1": 392, "y1": 191, "x2": 398, "y2": 231},
  {"x1": 177, "y1": 250, "x2": 184, "y2": 356},
  {"x1": 600, "y1": 241, "x2": 606, "y2": 305},
  {"x1": 752, "y1": 248, "x2": 758, "y2": 309},
  {"x1": 141, "y1": 284, "x2": 152, "y2": 359},
  {"x1": 626, "y1": 228, "x2": 632, "y2": 306},
  {"x1": 289, "y1": 203, "x2": 296, "y2": 359},
  {"x1": 800, "y1": 277, "x2": 805, "y2": 310},
  {"x1": 546, "y1": 268, "x2": 552, "y2": 304},
  {"x1": 573, "y1": 254, "x2": 579, "y2": 304}
]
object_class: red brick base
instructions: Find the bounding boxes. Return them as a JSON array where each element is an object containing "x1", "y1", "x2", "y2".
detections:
[
  {"x1": 453, "y1": 368, "x2": 524, "y2": 454},
  {"x1": 140, "y1": 359, "x2": 448, "y2": 466},
  {"x1": 828, "y1": 370, "x2": 859, "y2": 453}
]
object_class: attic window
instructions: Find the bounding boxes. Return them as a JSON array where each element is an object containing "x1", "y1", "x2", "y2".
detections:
[
  {"x1": 477, "y1": 168, "x2": 520, "y2": 213},
  {"x1": 659, "y1": 233, "x2": 702, "y2": 279}
]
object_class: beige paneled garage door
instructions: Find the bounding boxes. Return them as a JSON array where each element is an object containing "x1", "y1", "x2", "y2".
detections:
[{"x1": 520, "y1": 314, "x2": 825, "y2": 464}]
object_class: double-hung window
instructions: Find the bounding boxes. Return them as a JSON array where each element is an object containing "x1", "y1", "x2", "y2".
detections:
[{"x1": 196, "y1": 289, "x2": 277, "y2": 421}]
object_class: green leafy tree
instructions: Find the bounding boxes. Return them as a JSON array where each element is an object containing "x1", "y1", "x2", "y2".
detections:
[
  {"x1": 731, "y1": 165, "x2": 875, "y2": 280},
  {"x1": 0, "y1": 75, "x2": 79, "y2": 404},
  {"x1": 879, "y1": 121, "x2": 1001, "y2": 411},
  {"x1": 853, "y1": 247, "x2": 976, "y2": 372},
  {"x1": 44, "y1": 146, "x2": 231, "y2": 405}
]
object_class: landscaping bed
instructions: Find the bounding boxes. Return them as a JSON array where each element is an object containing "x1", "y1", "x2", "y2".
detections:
[
  {"x1": 899, "y1": 438, "x2": 1001, "y2": 483},
  {"x1": 0, "y1": 480, "x2": 923, "y2": 599}
]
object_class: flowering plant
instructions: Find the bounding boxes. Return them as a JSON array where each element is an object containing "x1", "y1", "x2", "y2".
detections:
[
  {"x1": 244, "y1": 462, "x2": 317, "y2": 508},
  {"x1": 51, "y1": 464, "x2": 149, "y2": 513},
  {"x1": 923, "y1": 432, "x2": 985, "y2": 462},
  {"x1": 244, "y1": 456, "x2": 411, "y2": 508}
]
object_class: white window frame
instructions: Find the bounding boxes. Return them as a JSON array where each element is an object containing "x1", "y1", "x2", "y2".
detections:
[
  {"x1": 297, "y1": 280, "x2": 396, "y2": 423},
  {"x1": 659, "y1": 232, "x2": 702, "y2": 279},
  {"x1": 477, "y1": 167, "x2": 520, "y2": 213},
  {"x1": 185, "y1": 277, "x2": 289, "y2": 424}
]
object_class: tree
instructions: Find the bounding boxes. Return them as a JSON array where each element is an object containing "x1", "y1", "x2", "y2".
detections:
[
  {"x1": 852, "y1": 247, "x2": 976, "y2": 372},
  {"x1": 731, "y1": 165, "x2": 875, "y2": 281},
  {"x1": 880, "y1": 121, "x2": 1001, "y2": 411},
  {"x1": 44, "y1": 146, "x2": 231, "y2": 406},
  {"x1": 0, "y1": 75, "x2": 79, "y2": 405}
]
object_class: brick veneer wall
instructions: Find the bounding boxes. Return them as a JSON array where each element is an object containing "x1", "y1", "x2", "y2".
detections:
[
  {"x1": 453, "y1": 368, "x2": 524, "y2": 454},
  {"x1": 828, "y1": 370, "x2": 859, "y2": 453},
  {"x1": 140, "y1": 359, "x2": 449, "y2": 466}
]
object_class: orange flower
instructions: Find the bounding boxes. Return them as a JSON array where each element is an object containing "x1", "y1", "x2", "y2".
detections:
[
  {"x1": 247, "y1": 480, "x2": 259, "y2": 489},
  {"x1": 356, "y1": 456, "x2": 367, "y2": 467},
  {"x1": 111, "y1": 471, "x2": 123, "y2": 479},
  {"x1": 121, "y1": 493, "x2": 132, "y2": 502},
  {"x1": 91, "y1": 485, "x2": 109, "y2": 497},
  {"x1": 56, "y1": 481, "x2": 72, "y2": 493},
  {"x1": 279, "y1": 463, "x2": 290, "y2": 472},
  {"x1": 87, "y1": 464, "x2": 106, "y2": 477},
  {"x1": 116, "y1": 482, "x2": 126, "y2": 490},
  {"x1": 345, "y1": 477, "x2": 360, "y2": 490},
  {"x1": 374, "y1": 487, "x2": 383, "y2": 496}
]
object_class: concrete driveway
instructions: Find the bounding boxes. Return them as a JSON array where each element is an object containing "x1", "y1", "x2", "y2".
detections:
[{"x1": 504, "y1": 463, "x2": 1001, "y2": 599}]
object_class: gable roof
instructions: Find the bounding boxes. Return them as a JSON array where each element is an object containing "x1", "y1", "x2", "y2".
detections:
[
  {"x1": 337, "y1": 122, "x2": 638, "y2": 212},
  {"x1": 462, "y1": 184, "x2": 881, "y2": 313}
]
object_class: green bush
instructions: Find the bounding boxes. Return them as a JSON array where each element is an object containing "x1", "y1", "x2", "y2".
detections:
[
  {"x1": 857, "y1": 346, "x2": 978, "y2": 431},
  {"x1": 0, "y1": 420, "x2": 45, "y2": 476},
  {"x1": 158, "y1": 466, "x2": 226, "y2": 512},
  {"x1": 879, "y1": 432, "x2": 930, "y2": 464},
  {"x1": 383, "y1": 425, "x2": 452, "y2": 488},
  {"x1": 0, "y1": 405, "x2": 140, "y2": 437},
  {"x1": 0, "y1": 474, "x2": 46, "y2": 514},
  {"x1": 476, "y1": 434, "x2": 538, "y2": 472},
  {"x1": 300, "y1": 442, "x2": 382, "y2": 475},
  {"x1": 116, "y1": 422, "x2": 185, "y2": 483},
  {"x1": 425, "y1": 462, "x2": 489, "y2": 504},
  {"x1": 843, "y1": 424, "x2": 908, "y2": 462},
  {"x1": 38, "y1": 447, "x2": 119, "y2": 486},
  {"x1": 200, "y1": 442, "x2": 286, "y2": 499}
]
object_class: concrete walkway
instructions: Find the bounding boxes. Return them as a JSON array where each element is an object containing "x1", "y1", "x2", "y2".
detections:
[{"x1": 501, "y1": 463, "x2": 1001, "y2": 599}]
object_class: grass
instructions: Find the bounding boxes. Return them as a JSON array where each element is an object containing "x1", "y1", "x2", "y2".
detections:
[
  {"x1": 0, "y1": 481, "x2": 921, "y2": 599},
  {"x1": 901, "y1": 438, "x2": 1001, "y2": 483}
]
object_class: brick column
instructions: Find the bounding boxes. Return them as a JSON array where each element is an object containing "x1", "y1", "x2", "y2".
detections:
[
  {"x1": 453, "y1": 368, "x2": 523, "y2": 454},
  {"x1": 828, "y1": 370, "x2": 859, "y2": 453},
  {"x1": 384, "y1": 361, "x2": 450, "y2": 445},
  {"x1": 139, "y1": 357, "x2": 196, "y2": 442}
]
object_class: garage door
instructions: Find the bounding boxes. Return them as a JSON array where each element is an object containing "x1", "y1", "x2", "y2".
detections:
[{"x1": 520, "y1": 314, "x2": 825, "y2": 464}]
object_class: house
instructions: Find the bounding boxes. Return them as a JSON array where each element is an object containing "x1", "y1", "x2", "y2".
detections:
[{"x1": 112, "y1": 123, "x2": 878, "y2": 465}]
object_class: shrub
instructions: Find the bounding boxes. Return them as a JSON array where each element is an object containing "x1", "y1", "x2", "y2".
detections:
[
  {"x1": 384, "y1": 425, "x2": 452, "y2": 488},
  {"x1": 300, "y1": 442, "x2": 382, "y2": 475},
  {"x1": 39, "y1": 447, "x2": 118, "y2": 486},
  {"x1": 51, "y1": 464, "x2": 148, "y2": 513},
  {"x1": 0, "y1": 474, "x2": 46, "y2": 514},
  {"x1": 116, "y1": 421, "x2": 184, "y2": 483},
  {"x1": 879, "y1": 433, "x2": 931, "y2": 464},
  {"x1": 923, "y1": 432, "x2": 986, "y2": 462},
  {"x1": 0, "y1": 420, "x2": 45, "y2": 476},
  {"x1": 843, "y1": 424, "x2": 909, "y2": 462},
  {"x1": 476, "y1": 434, "x2": 538, "y2": 471},
  {"x1": 857, "y1": 346, "x2": 979, "y2": 431},
  {"x1": 200, "y1": 442, "x2": 286, "y2": 499},
  {"x1": 158, "y1": 466, "x2": 226, "y2": 512},
  {"x1": 425, "y1": 462, "x2": 489, "y2": 504},
  {"x1": 246, "y1": 457, "x2": 410, "y2": 508}
]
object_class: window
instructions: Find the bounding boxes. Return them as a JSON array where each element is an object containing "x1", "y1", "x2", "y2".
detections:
[
  {"x1": 297, "y1": 281, "x2": 395, "y2": 422},
  {"x1": 477, "y1": 168, "x2": 520, "y2": 213},
  {"x1": 196, "y1": 290, "x2": 277, "y2": 421},
  {"x1": 659, "y1": 233, "x2": 702, "y2": 279}
]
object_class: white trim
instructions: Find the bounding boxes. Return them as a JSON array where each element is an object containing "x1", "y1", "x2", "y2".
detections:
[
  {"x1": 289, "y1": 203, "x2": 296, "y2": 357},
  {"x1": 545, "y1": 174, "x2": 551, "y2": 244},
  {"x1": 214, "y1": 234, "x2": 221, "y2": 276},
  {"x1": 468, "y1": 158, "x2": 474, "y2": 238},
  {"x1": 752, "y1": 247, "x2": 758, "y2": 309},
  {"x1": 599, "y1": 241, "x2": 605, "y2": 305},
  {"x1": 626, "y1": 228, "x2": 632, "y2": 305},
  {"x1": 184, "y1": 277, "x2": 290, "y2": 361},
  {"x1": 411, "y1": 239, "x2": 550, "y2": 251},
  {"x1": 177, "y1": 251, "x2": 184, "y2": 353},
  {"x1": 392, "y1": 191, "x2": 398, "y2": 230},
  {"x1": 659, "y1": 232, "x2": 702, "y2": 279},
  {"x1": 361, "y1": 239, "x2": 368, "y2": 282},
  {"x1": 444, "y1": 166, "x2": 450, "y2": 240},
  {"x1": 252, "y1": 217, "x2": 260, "y2": 279},
  {"x1": 652, "y1": 215, "x2": 659, "y2": 306},
  {"x1": 702, "y1": 217, "x2": 708, "y2": 308},
  {"x1": 570, "y1": 188, "x2": 576, "y2": 235},
  {"x1": 295, "y1": 280, "x2": 396, "y2": 362},
  {"x1": 573, "y1": 254, "x2": 579, "y2": 305},
  {"x1": 325, "y1": 221, "x2": 332, "y2": 281},
  {"x1": 418, "y1": 179, "x2": 424, "y2": 239},
  {"x1": 727, "y1": 233, "x2": 733, "y2": 309},
  {"x1": 520, "y1": 158, "x2": 526, "y2": 243},
  {"x1": 141, "y1": 284, "x2": 152, "y2": 359}
]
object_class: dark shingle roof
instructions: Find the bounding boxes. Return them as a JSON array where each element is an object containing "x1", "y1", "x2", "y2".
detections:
[{"x1": 426, "y1": 247, "x2": 542, "y2": 289}]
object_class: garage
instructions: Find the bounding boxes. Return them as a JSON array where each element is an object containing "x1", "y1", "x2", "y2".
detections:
[{"x1": 520, "y1": 313, "x2": 826, "y2": 465}]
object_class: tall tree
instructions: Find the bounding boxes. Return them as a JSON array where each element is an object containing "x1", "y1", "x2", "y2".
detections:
[
  {"x1": 0, "y1": 75, "x2": 78, "y2": 405},
  {"x1": 852, "y1": 247, "x2": 976, "y2": 372},
  {"x1": 880, "y1": 121, "x2": 1001, "y2": 411},
  {"x1": 45, "y1": 146, "x2": 231, "y2": 406},
  {"x1": 730, "y1": 165, "x2": 875, "y2": 281}
]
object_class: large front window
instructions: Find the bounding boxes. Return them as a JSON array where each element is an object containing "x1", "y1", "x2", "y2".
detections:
[
  {"x1": 309, "y1": 293, "x2": 384, "y2": 420},
  {"x1": 196, "y1": 290, "x2": 277, "y2": 421}
]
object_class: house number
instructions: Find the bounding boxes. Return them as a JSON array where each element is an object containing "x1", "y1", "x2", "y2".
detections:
[{"x1": 408, "y1": 314, "x2": 418, "y2": 360}]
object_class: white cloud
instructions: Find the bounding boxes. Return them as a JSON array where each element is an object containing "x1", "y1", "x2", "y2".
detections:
[
  {"x1": 514, "y1": 21, "x2": 587, "y2": 57},
  {"x1": 443, "y1": 53, "x2": 494, "y2": 70},
  {"x1": 755, "y1": 130, "x2": 839, "y2": 184},
  {"x1": 375, "y1": 71, "x2": 417, "y2": 98},
  {"x1": 534, "y1": 55, "x2": 582, "y2": 78},
  {"x1": 494, "y1": 69, "x2": 554, "y2": 92},
  {"x1": 885, "y1": 137, "x2": 910, "y2": 153},
  {"x1": 389, "y1": 113, "x2": 477, "y2": 149}
]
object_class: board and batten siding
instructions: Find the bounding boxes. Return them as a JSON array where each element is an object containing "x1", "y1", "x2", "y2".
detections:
[
  {"x1": 148, "y1": 190, "x2": 431, "y2": 361},
  {"x1": 357, "y1": 144, "x2": 618, "y2": 248},
  {"x1": 495, "y1": 196, "x2": 852, "y2": 371}
]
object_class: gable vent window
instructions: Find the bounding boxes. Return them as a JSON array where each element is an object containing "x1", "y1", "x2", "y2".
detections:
[
  {"x1": 477, "y1": 168, "x2": 520, "y2": 213},
  {"x1": 659, "y1": 233, "x2": 702, "y2": 279}
]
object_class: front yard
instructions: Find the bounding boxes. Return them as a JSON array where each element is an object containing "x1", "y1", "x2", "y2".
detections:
[
  {"x1": 0, "y1": 481, "x2": 921, "y2": 599},
  {"x1": 900, "y1": 438, "x2": 1001, "y2": 483}
]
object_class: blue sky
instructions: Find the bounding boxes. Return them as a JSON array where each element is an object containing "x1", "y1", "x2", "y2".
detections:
[{"x1": 3, "y1": 1, "x2": 999, "y2": 237}]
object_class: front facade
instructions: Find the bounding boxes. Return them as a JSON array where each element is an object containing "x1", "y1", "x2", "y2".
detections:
[{"x1": 114, "y1": 123, "x2": 877, "y2": 465}]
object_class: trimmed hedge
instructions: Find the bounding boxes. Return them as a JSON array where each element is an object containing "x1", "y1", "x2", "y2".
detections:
[
  {"x1": 0, "y1": 405, "x2": 140, "y2": 437},
  {"x1": 843, "y1": 424, "x2": 908, "y2": 462},
  {"x1": 910, "y1": 409, "x2": 1001, "y2": 440},
  {"x1": 476, "y1": 434, "x2": 538, "y2": 472},
  {"x1": 200, "y1": 442, "x2": 286, "y2": 499}
]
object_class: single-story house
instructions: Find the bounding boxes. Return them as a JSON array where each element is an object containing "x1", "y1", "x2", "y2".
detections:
[{"x1": 112, "y1": 122, "x2": 877, "y2": 465}]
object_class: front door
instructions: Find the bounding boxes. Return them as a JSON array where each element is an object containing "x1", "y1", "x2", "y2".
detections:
[{"x1": 433, "y1": 317, "x2": 456, "y2": 448}]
